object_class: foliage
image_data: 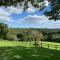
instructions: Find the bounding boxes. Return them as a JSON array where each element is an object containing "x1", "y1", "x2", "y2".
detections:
[
  {"x1": 1, "y1": 23, "x2": 60, "y2": 43},
  {"x1": 17, "y1": 33, "x2": 24, "y2": 41},
  {"x1": 0, "y1": 0, "x2": 44, "y2": 10},
  {"x1": 31, "y1": 30, "x2": 43, "y2": 45},
  {"x1": 6, "y1": 33, "x2": 18, "y2": 41},
  {"x1": 45, "y1": 0, "x2": 60, "y2": 20},
  {"x1": 0, "y1": 23, "x2": 8, "y2": 39},
  {"x1": 7, "y1": 28, "x2": 60, "y2": 43}
]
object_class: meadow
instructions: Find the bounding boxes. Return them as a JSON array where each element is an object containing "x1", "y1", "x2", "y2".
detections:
[{"x1": 0, "y1": 40, "x2": 60, "y2": 60}]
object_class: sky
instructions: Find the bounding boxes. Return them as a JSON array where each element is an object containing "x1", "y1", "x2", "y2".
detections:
[{"x1": 0, "y1": 0, "x2": 60, "y2": 29}]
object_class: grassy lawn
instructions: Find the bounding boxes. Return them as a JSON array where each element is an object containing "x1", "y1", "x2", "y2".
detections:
[{"x1": 0, "y1": 40, "x2": 60, "y2": 60}]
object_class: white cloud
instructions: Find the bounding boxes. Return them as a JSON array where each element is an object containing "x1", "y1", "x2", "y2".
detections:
[
  {"x1": 26, "y1": 8, "x2": 36, "y2": 13},
  {"x1": 26, "y1": 0, "x2": 49, "y2": 13},
  {"x1": 44, "y1": 0, "x2": 49, "y2": 6},
  {"x1": 0, "y1": 5, "x2": 23, "y2": 23},
  {"x1": 22, "y1": 15, "x2": 49, "y2": 23},
  {"x1": 0, "y1": 1, "x2": 60, "y2": 29},
  {"x1": 38, "y1": 0, "x2": 49, "y2": 7},
  {"x1": 26, "y1": 2, "x2": 38, "y2": 13},
  {"x1": 20, "y1": 14, "x2": 60, "y2": 28},
  {"x1": 0, "y1": 7, "x2": 11, "y2": 22},
  {"x1": 0, "y1": 7, "x2": 10, "y2": 16},
  {"x1": 6, "y1": 6, "x2": 23, "y2": 14},
  {"x1": 5, "y1": 2, "x2": 24, "y2": 14},
  {"x1": 0, "y1": 0, "x2": 49, "y2": 23}
]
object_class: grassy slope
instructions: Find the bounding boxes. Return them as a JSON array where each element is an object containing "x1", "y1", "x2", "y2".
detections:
[{"x1": 0, "y1": 40, "x2": 60, "y2": 60}]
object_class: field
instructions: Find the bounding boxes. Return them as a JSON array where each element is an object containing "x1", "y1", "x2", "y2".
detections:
[{"x1": 0, "y1": 40, "x2": 60, "y2": 60}]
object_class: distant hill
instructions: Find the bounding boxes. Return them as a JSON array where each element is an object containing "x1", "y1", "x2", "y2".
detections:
[{"x1": 9, "y1": 28, "x2": 60, "y2": 35}]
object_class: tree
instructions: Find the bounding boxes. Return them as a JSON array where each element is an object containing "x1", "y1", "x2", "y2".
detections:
[
  {"x1": 31, "y1": 30, "x2": 43, "y2": 45},
  {"x1": 0, "y1": 0, "x2": 43, "y2": 6},
  {"x1": 6, "y1": 33, "x2": 17, "y2": 41},
  {"x1": 0, "y1": 0, "x2": 43, "y2": 7},
  {"x1": 46, "y1": 33, "x2": 52, "y2": 42},
  {"x1": 45, "y1": 0, "x2": 60, "y2": 20},
  {"x1": 0, "y1": 23, "x2": 8, "y2": 39},
  {"x1": 17, "y1": 33, "x2": 24, "y2": 41}
]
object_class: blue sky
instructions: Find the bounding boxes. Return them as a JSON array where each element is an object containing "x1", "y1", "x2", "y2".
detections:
[{"x1": 0, "y1": 0, "x2": 60, "y2": 29}]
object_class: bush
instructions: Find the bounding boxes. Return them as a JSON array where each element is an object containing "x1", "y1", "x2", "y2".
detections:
[{"x1": 6, "y1": 33, "x2": 18, "y2": 41}]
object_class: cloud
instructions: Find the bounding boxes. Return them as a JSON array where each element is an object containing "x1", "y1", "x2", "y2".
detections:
[
  {"x1": 22, "y1": 15, "x2": 49, "y2": 23},
  {"x1": 0, "y1": 7, "x2": 11, "y2": 22},
  {"x1": 21, "y1": 14, "x2": 60, "y2": 28},
  {"x1": 0, "y1": 0, "x2": 49, "y2": 23},
  {"x1": 26, "y1": 8, "x2": 36, "y2": 13},
  {"x1": 26, "y1": 2, "x2": 38, "y2": 13},
  {"x1": 26, "y1": 0, "x2": 49, "y2": 13},
  {"x1": 5, "y1": 2, "x2": 24, "y2": 14},
  {"x1": 0, "y1": 5, "x2": 23, "y2": 23},
  {"x1": 44, "y1": 0, "x2": 49, "y2": 6},
  {"x1": 0, "y1": 1, "x2": 60, "y2": 29},
  {"x1": 0, "y1": 7, "x2": 10, "y2": 16},
  {"x1": 6, "y1": 6, "x2": 23, "y2": 14}
]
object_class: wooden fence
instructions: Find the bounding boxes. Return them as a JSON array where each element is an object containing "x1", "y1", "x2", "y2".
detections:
[{"x1": 39, "y1": 41, "x2": 60, "y2": 50}]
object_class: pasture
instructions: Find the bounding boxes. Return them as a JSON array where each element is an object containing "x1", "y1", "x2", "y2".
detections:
[{"x1": 0, "y1": 40, "x2": 60, "y2": 60}]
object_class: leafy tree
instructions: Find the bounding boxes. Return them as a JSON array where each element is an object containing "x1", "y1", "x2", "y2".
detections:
[
  {"x1": 45, "y1": 0, "x2": 60, "y2": 20},
  {"x1": 0, "y1": 23, "x2": 8, "y2": 39},
  {"x1": 0, "y1": 0, "x2": 44, "y2": 10},
  {"x1": 0, "y1": 0, "x2": 43, "y2": 6},
  {"x1": 6, "y1": 33, "x2": 17, "y2": 41},
  {"x1": 31, "y1": 30, "x2": 43, "y2": 45},
  {"x1": 52, "y1": 34, "x2": 60, "y2": 42},
  {"x1": 17, "y1": 33, "x2": 24, "y2": 41}
]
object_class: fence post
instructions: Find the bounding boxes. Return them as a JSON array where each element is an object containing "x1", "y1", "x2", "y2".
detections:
[
  {"x1": 41, "y1": 41, "x2": 42, "y2": 47},
  {"x1": 48, "y1": 44, "x2": 49, "y2": 49},
  {"x1": 55, "y1": 45, "x2": 58, "y2": 50}
]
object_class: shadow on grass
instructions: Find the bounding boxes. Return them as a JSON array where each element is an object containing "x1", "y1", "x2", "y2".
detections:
[{"x1": 0, "y1": 46, "x2": 60, "y2": 60}]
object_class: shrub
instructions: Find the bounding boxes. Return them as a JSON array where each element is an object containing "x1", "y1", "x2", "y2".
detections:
[{"x1": 6, "y1": 33, "x2": 18, "y2": 41}]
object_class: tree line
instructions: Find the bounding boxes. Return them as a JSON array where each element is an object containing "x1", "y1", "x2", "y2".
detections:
[{"x1": 0, "y1": 23, "x2": 60, "y2": 44}]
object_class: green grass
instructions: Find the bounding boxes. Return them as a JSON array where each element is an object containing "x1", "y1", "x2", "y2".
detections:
[{"x1": 0, "y1": 40, "x2": 60, "y2": 60}]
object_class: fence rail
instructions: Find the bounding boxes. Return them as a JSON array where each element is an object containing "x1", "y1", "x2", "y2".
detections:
[
  {"x1": 0, "y1": 41, "x2": 60, "y2": 50},
  {"x1": 39, "y1": 41, "x2": 60, "y2": 50}
]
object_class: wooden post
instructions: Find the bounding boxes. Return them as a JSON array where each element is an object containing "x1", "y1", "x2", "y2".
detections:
[
  {"x1": 41, "y1": 41, "x2": 42, "y2": 47},
  {"x1": 55, "y1": 45, "x2": 57, "y2": 50},
  {"x1": 48, "y1": 44, "x2": 49, "y2": 49}
]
